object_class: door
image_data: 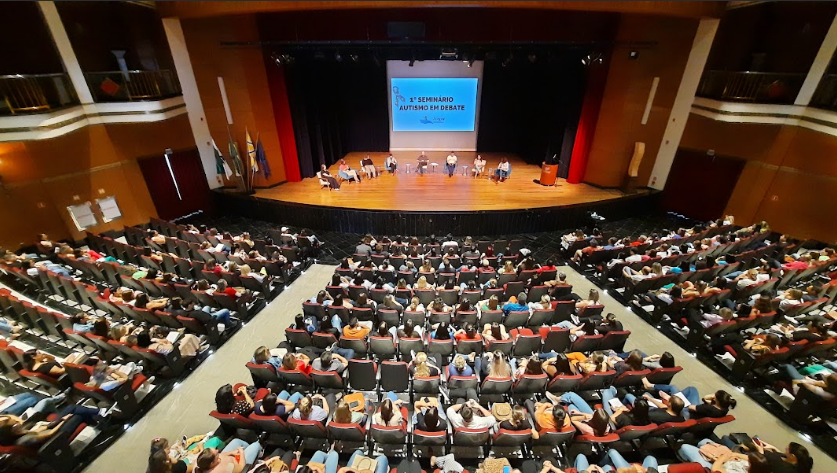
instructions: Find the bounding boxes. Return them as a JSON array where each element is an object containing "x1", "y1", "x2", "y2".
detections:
[
  {"x1": 662, "y1": 149, "x2": 745, "y2": 222},
  {"x1": 138, "y1": 148, "x2": 212, "y2": 220}
]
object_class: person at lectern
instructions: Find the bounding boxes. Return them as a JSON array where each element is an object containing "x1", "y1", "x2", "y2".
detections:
[
  {"x1": 362, "y1": 155, "x2": 378, "y2": 178},
  {"x1": 445, "y1": 151, "x2": 458, "y2": 177},
  {"x1": 473, "y1": 155, "x2": 486, "y2": 177},
  {"x1": 338, "y1": 159, "x2": 361, "y2": 183},
  {"x1": 495, "y1": 158, "x2": 510, "y2": 183},
  {"x1": 417, "y1": 152, "x2": 429, "y2": 176},
  {"x1": 385, "y1": 154, "x2": 398, "y2": 174}
]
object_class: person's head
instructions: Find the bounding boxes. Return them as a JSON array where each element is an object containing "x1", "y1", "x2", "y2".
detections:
[
  {"x1": 787, "y1": 288, "x2": 804, "y2": 301},
  {"x1": 754, "y1": 294, "x2": 772, "y2": 313},
  {"x1": 625, "y1": 350, "x2": 644, "y2": 371},
  {"x1": 747, "y1": 452, "x2": 771, "y2": 473},
  {"x1": 489, "y1": 351, "x2": 511, "y2": 378},
  {"x1": 488, "y1": 295, "x2": 499, "y2": 310},
  {"x1": 333, "y1": 400, "x2": 352, "y2": 424},
  {"x1": 630, "y1": 399, "x2": 651, "y2": 425},
  {"x1": 714, "y1": 390, "x2": 737, "y2": 410},
  {"x1": 525, "y1": 355, "x2": 544, "y2": 375},
  {"x1": 764, "y1": 333, "x2": 783, "y2": 349},
  {"x1": 149, "y1": 436, "x2": 170, "y2": 455},
  {"x1": 137, "y1": 331, "x2": 152, "y2": 348},
  {"x1": 282, "y1": 352, "x2": 297, "y2": 371},
  {"x1": 196, "y1": 279, "x2": 209, "y2": 291},
  {"x1": 260, "y1": 393, "x2": 278, "y2": 416},
  {"x1": 490, "y1": 322, "x2": 503, "y2": 340},
  {"x1": 435, "y1": 321, "x2": 451, "y2": 340},
  {"x1": 824, "y1": 374, "x2": 837, "y2": 395},
  {"x1": 509, "y1": 404, "x2": 526, "y2": 427},
  {"x1": 517, "y1": 292, "x2": 527, "y2": 305},
  {"x1": 718, "y1": 307, "x2": 734, "y2": 321},
  {"x1": 588, "y1": 408, "x2": 610, "y2": 436},
  {"x1": 216, "y1": 279, "x2": 228, "y2": 292},
  {"x1": 588, "y1": 288, "x2": 599, "y2": 303},
  {"x1": 380, "y1": 398, "x2": 394, "y2": 423},
  {"x1": 253, "y1": 346, "x2": 270, "y2": 364},
  {"x1": 787, "y1": 442, "x2": 813, "y2": 473},
  {"x1": 669, "y1": 394, "x2": 685, "y2": 415},
  {"x1": 91, "y1": 317, "x2": 109, "y2": 338},
  {"x1": 348, "y1": 316, "x2": 359, "y2": 328},
  {"x1": 215, "y1": 384, "x2": 235, "y2": 414},
  {"x1": 377, "y1": 321, "x2": 389, "y2": 337},
  {"x1": 460, "y1": 405, "x2": 474, "y2": 424},
  {"x1": 147, "y1": 449, "x2": 172, "y2": 473},
  {"x1": 551, "y1": 405, "x2": 566, "y2": 427},
  {"x1": 453, "y1": 355, "x2": 467, "y2": 373},
  {"x1": 423, "y1": 406, "x2": 440, "y2": 430},
  {"x1": 464, "y1": 322, "x2": 476, "y2": 338},
  {"x1": 659, "y1": 352, "x2": 675, "y2": 368},
  {"x1": 415, "y1": 352, "x2": 431, "y2": 377},
  {"x1": 197, "y1": 449, "x2": 221, "y2": 471},
  {"x1": 297, "y1": 395, "x2": 313, "y2": 418}
]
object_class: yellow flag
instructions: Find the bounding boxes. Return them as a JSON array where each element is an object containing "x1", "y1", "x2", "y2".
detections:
[{"x1": 246, "y1": 128, "x2": 258, "y2": 173}]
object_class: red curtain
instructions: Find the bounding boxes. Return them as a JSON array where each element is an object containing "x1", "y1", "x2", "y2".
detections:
[
  {"x1": 567, "y1": 61, "x2": 608, "y2": 184},
  {"x1": 264, "y1": 52, "x2": 302, "y2": 182},
  {"x1": 138, "y1": 148, "x2": 211, "y2": 220}
]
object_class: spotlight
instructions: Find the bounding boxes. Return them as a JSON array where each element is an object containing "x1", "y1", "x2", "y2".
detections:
[
  {"x1": 528, "y1": 53, "x2": 537, "y2": 63},
  {"x1": 629, "y1": 50, "x2": 639, "y2": 59},
  {"x1": 335, "y1": 51, "x2": 342, "y2": 62},
  {"x1": 282, "y1": 54, "x2": 294, "y2": 65},
  {"x1": 350, "y1": 54, "x2": 359, "y2": 63},
  {"x1": 581, "y1": 54, "x2": 590, "y2": 66}
]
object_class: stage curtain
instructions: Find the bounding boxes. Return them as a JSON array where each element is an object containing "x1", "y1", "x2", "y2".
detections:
[
  {"x1": 137, "y1": 148, "x2": 211, "y2": 220},
  {"x1": 264, "y1": 51, "x2": 301, "y2": 182},
  {"x1": 567, "y1": 60, "x2": 608, "y2": 184},
  {"x1": 477, "y1": 56, "x2": 586, "y2": 177},
  {"x1": 284, "y1": 58, "x2": 390, "y2": 178}
]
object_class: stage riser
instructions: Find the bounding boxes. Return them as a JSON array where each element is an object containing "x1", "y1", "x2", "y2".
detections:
[{"x1": 212, "y1": 191, "x2": 660, "y2": 236}]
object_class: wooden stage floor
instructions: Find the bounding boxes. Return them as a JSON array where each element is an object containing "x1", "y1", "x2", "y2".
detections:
[{"x1": 255, "y1": 152, "x2": 638, "y2": 212}]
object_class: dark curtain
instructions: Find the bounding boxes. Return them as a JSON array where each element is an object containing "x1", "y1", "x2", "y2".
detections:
[
  {"x1": 285, "y1": 58, "x2": 390, "y2": 178},
  {"x1": 138, "y1": 148, "x2": 211, "y2": 220},
  {"x1": 477, "y1": 55, "x2": 586, "y2": 178}
]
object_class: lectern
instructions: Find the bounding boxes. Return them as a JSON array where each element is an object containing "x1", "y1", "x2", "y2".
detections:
[{"x1": 539, "y1": 162, "x2": 559, "y2": 186}]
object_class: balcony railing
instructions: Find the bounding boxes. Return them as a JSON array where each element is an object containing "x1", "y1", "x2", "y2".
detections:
[
  {"x1": 810, "y1": 74, "x2": 837, "y2": 111},
  {"x1": 85, "y1": 69, "x2": 181, "y2": 103},
  {"x1": 697, "y1": 70, "x2": 806, "y2": 104},
  {"x1": 0, "y1": 73, "x2": 79, "y2": 115}
]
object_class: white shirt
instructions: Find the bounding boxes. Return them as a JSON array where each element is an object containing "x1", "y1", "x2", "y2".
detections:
[
  {"x1": 446, "y1": 406, "x2": 496, "y2": 430},
  {"x1": 446, "y1": 154, "x2": 457, "y2": 165},
  {"x1": 498, "y1": 162, "x2": 510, "y2": 171},
  {"x1": 474, "y1": 158, "x2": 486, "y2": 168},
  {"x1": 386, "y1": 156, "x2": 396, "y2": 165}
]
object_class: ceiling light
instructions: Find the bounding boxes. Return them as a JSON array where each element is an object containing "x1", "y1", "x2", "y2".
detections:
[
  {"x1": 350, "y1": 54, "x2": 359, "y2": 63},
  {"x1": 528, "y1": 53, "x2": 537, "y2": 63},
  {"x1": 335, "y1": 51, "x2": 342, "y2": 62}
]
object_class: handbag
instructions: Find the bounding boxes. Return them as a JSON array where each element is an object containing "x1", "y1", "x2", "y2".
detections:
[
  {"x1": 478, "y1": 458, "x2": 511, "y2": 473},
  {"x1": 344, "y1": 392, "x2": 366, "y2": 412},
  {"x1": 350, "y1": 454, "x2": 379, "y2": 473},
  {"x1": 699, "y1": 442, "x2": 732, "y2": 461},
  {"x1": 491, "y1": 402, "x2": 513, "y2": 421}
]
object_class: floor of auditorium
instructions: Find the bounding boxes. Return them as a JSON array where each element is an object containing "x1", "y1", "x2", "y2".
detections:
[
  {"x1": 86, "y1": 264, "x2": 837, "y2": 472},
  {"x1": 253, "y1": 152, "x2": 645, "y2": 211}
]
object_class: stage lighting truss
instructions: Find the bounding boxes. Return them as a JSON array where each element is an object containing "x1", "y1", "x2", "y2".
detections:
[{"x1": 581, "y1": 52, "x2": 604, "y2": 66}]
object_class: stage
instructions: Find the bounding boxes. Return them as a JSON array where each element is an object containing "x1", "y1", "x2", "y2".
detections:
[
  {"x1": 256, "y1": 153, "x2": 641, "y2": 211},
  {"x1": 214, "y1": 152, "x2": 658, "y2": 235}
]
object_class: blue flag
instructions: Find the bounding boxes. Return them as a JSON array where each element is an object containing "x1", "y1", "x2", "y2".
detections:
[{"x1": 256, "y1": 135, "x2": 271, "y2": 179}]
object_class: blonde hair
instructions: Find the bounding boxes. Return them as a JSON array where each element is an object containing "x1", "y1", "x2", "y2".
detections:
[
  {"x1": 489, "y1": 352, "x2": 511, "y2": 378},
  {"x1": 415, "y1": 352, "x2": 430, "y2": 377},
  {"x1": 453, "y1": 355, "x2": 466, "y2": 370},
  {"x1": 417, "y1": 276, "x2": 428, "y2": 289},
  {"x1": 409, "y1": 297, "x2": 420, "y2": 310},
  {"x1": 298, "y1": 396, "x2": 312, "y2": 417},
  {"x1": 240, "y1": 264, "x2": 252, "y2": 276},
  {"x1": 503, "y1": 261, "x2": 514, "y2": 272}
]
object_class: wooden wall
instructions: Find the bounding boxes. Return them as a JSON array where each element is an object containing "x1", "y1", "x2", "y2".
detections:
[
  {"x1": 180, "y1": 15, "x2": 287, "y2": 188},
  {"x1": 0, "y1": 114, "x2": 195, "y2": 250},
  {"x1": 680, "y1": 114, "x2": 837, "y2": 243},
  {"x1": 583, "y1": 14, "x2": 699, "y2": 188}
]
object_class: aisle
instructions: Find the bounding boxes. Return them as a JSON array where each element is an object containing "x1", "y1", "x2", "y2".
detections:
[
  {"x1": 84, "y1": 264, "x2": 336, "y2": 473},
  {"x1": 560, "y1": 266, "x2": 837, "y2": 471}
]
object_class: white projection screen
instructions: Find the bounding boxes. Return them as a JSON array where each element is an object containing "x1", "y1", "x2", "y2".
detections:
[{"x1": 387, "y1": 60, "x2": 484, "y2": 151}]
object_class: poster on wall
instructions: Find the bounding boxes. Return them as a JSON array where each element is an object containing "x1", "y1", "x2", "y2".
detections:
[
  {"x1": 67, "y1": 202, "x2": 97, "y2": 231},
  {"x1": 97, "y1": 196, "x2": 122, "y2": 223}
]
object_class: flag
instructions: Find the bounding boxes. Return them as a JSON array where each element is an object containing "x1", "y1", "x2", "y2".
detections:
[
  {"x1": 246, "y1": 128, "x2": 258, "y2": 174},
  {"x1": 228, "y1": 131, "x2": 243, "y2": 177},
  {"x1": 255, "y1": 134, "x2": 271, "y2": 179},
  {"x1": 212, "y1": 139, "x2": 232, "y2": 179}
]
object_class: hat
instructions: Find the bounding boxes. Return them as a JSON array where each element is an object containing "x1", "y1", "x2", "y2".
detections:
[
  {"x1": 280, "y1": 227, "x2": 289, "y2": 232},
  {"x1": 491, "y1": 402, "x2": 513, "y2": 421}
]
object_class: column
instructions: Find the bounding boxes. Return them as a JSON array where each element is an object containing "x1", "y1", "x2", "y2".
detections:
[
  {"x1": 38, "y1": 1, "x2": 94, "y2": 104},
  {"x1": 648, "y1": 18, "x2": 720, "y2": 191},
  {"x1": 162, "y1": 17, "x2": 222, "y2": 190},
  {"x1": 795, "y1": 13, "x2": 837, "y2": 106}
]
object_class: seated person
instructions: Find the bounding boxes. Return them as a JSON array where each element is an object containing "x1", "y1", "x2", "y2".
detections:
[
  {"x1": 215, "y1": 384, "x2": 255, "y2": 416},
  {"x1": 454, "y1": 322, "x2": 482, "y2": 343},
  {"x1": 446, "y1": 399, "x2": 497, "y2": 430},
  {"x1": 195, "y1": 438, "x2": 263, "y2": 473},
  {"x1": 254, "y1": 391, "x2": 302, "y2": 417},
  {"x1": 527, "y1": 398, "x2": 570, "y2": 433},
  {"x1": 331, "y1": 399, "x2": 367, "y2": 425},
  {"x1": 282, "y1": 352, "x2": 312, "y2": 376},
  {"x1": 474, "y1": 350, "x2": 514, "y2": 380},
  {"x1": 338, "y1": 159, "x2": 361, "y2": 182},
  {"x1": 641, "y1": 379, "x2": 736, "y2": 419},
  {"x1": 478, "y1": 295, "x2": 501, "y2": 313},
  {"x1": 414, "y1": 398, "x2": 447, "y2": 432},
  {"x1": 429, "y1": 321, "x2": 454, "y2": 340},
  {"x1": 447, "y1": 354, "x2": 475, "y2": 378},
  {"x1": 312, "y1": 351, "x2": 350, "y2": 375},
  {"x1": 499, "y1": 405, "x2": 533, "y2": 432},
  {"x1": 409, "y1": 352, "x2": 440, "y2": 378},
  {"x1": 252, "y1": 345, "x2": 283, "y2": 370},
  {"x1": 291, "y1": 394, "x2": 332, "y2": 423},
  {"x1": 502, "y1": 293, "x2": 528, "y2": 315},
  {"x1": 427, "y1": 298, "x2": 451, "y2": 314},
  {"x1": 373, "y1": 393, "x2": 405, "y2": 427},
  {"x1": 392, "y1": 318, "x2": 423, "y2": 338},
  {"x1": 575, "y1": 289, "x2": 601, "y2": 310},
  {"x1": 553, "y1": 392, "x2": 612, "y2": 437},
  {"x1": 342, "y1": 317, "x2": 370, "y2": 339},
  {"x1": 595, "y1": 313, "x2": 623, "y2": 334},
  {"x1": 481, "y1": 322, "x2": 510, "y2": 342},
  {"x1": 0, "y1": 405, "x2": 103, "y2": 449}
]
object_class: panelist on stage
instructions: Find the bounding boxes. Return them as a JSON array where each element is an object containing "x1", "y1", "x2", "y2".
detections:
[
  {"x1": 445, "y1": 151, "x2": 458, "y2": 177},
  {"x1": 338, "y1": 159, "x2": 361, "y2": 183},
  {"x1": 417, "y1": 151, "x2": 429, "y2": 175},
  {"x1": 473, "y1": 154, "x2": 486, "y2": 178},
  {"x1": 385, "y1": 153, "x2": 398, "y2": 174},
  {"x1": 361, "y1": 155, "x2": 378, "y2": 178},
  {"x1": 495, "y1": 158, "x2": 510, "y2": 183}
]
